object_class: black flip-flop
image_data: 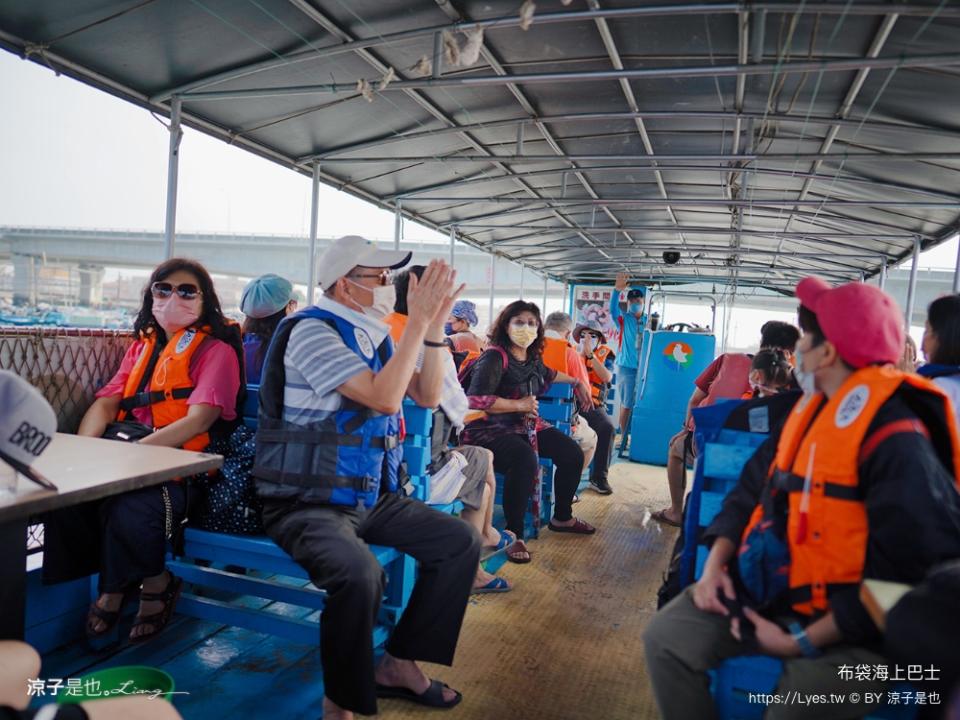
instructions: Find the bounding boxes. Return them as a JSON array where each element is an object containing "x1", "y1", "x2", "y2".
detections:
[{"x1": 375, "y1": 679, "x2": 462, "y2": 708}]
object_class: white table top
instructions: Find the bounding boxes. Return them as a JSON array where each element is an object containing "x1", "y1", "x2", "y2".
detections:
[{"x1": 0, "y1": 433, "x2": 222, "y2": 524}]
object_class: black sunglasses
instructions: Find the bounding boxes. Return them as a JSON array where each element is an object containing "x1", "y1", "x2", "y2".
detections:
[{"x1": 151, "y1": 281, "x2": 202, "y2": 300}]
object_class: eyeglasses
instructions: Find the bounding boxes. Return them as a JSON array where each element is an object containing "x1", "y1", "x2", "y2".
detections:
[
  {"x1": 347, "y1": 270, "x2": 393, "y2": 286},
  {"x1": 151, "y1": 281, "x2": 202, "y2": 300}
]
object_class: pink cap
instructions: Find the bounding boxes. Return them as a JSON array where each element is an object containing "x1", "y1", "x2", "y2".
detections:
[{"x1": 795, "y1": 277, "x2": 905, "y2": 369}]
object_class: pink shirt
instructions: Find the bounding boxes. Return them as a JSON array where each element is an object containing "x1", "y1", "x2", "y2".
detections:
[{"x1": 97, "y1": 337, "x2": 240, "y2": 426}]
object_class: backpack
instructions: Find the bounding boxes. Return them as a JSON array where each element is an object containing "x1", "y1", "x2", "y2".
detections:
[
  {"x1": 457, "y1": 345, "x2": 508, "y2": 391},
  {"x1": 193, "y1": 425, "x2": 264, "y2": 535}
]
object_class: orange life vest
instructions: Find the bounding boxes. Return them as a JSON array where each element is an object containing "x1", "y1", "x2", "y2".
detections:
[
  {"x1": 587, "y1": 344, "x2": 614, "y2": 407},
  {"x1": 739, "y1": 365, "x2": 960, "y2": 616},
  {"x1": 385, "y1": 311, "x2": 456, "y2": 358},
  {"x1": 384, "y1": 311, "x2": 407, "y2": 343},
  {"x1": 542, "y1": 336, "x2": 570, "y2": 375},
  {"x1": 119, "y1": 327, "x2": 215, "y2": 452}
]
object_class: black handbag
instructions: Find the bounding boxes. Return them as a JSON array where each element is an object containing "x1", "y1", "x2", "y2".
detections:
[{"x1": 102, "y1": 420, "x2": 154, "y2": 442}]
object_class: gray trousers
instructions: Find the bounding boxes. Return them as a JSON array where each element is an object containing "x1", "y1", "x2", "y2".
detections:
[
  {"x1": 643, "y1": 588, "x2": 888, "y2": 720},
  {"x1": 262, "y1": 493, "x2": 480, "y2": 715}
]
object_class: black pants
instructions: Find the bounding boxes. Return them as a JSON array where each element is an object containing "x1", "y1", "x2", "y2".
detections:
[
  {"x1": 42, "y1": 482, "x2": 186, "y2": 593},
  {"x1": 261, "y1": 494, "x2": 480, "y2": 715},
  {"x1": 582, "y1": 407, "x2": 615, "y2": 483},
  {"x1": 481, "y1": 427, "x2": 584, "y2": 540}
]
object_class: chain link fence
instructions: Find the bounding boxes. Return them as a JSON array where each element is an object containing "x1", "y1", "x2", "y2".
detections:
[
  {"x1": 1, "y1": 327, "x2": 132, "y2": 432},
  {"x1": 1, "y1": 327, "x2": 133, "y2": 553}
]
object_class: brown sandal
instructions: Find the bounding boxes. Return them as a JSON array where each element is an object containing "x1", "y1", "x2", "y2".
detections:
[
  {"x1": 505, "y1": 539, "x2": 532, "y2": 564},
  {"x1": 86, "y1": 588, "x2": 136, "y2": 638},
  {"x1": 130, "y1": 572, "x2": 182, "y2": 643},
  {"x1": 547, "y1": 518, "x2": 597, "y2": 534}
]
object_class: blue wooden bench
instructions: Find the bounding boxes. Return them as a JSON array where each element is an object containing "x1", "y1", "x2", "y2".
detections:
[
  {"x1": 400, "y1": 399, "x2": 463, "y2": 515},
  {"x1": 170, "y1": 385, "x2": 415, "y2": 645},
  {"x1": 686, "y1": 399, "x2": 915, "y2": 720}
]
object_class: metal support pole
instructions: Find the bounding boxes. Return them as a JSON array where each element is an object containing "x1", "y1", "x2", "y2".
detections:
[
  {"x1": 432, "y1": 31, "x2": 443, "y2": 78},
  {"x1": 163, "y1": 97, "x2": 182, "y2": 260},
  {"x1": 519, "y1": 262, "x2": 525, "y2": 299},
  {"x1": 542, "y1": 274, "x2": 548, "y2": 310},
  {"x1": 904, "y1": 237, "x2": 921, "y2": 332},
  {"x1": 393, "y1": 201, "x2": 402, "y2": 250},
  {"x1": 563, "y1": 282, "x2": 569, "y2": 313},
  {"x1": 953, "y1": 234, "x2": 960, "y2": 294},
  {"x1": 488, "y1": 254, "x2": 496, "y2": 324},
  {"x1": 449, "y1": 226, "x2": 456, "y2": 265},
  {"x1": 879, "y1": 262, "x2": 887, "y2": 289},
  {"x1": 307, "y1": 162, "x2": 321, "y2": 306}
]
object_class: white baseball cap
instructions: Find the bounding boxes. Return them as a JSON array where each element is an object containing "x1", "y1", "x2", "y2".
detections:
[
  {"x1": 316, "y1": 235, "x2": 411, "y2": 291},
  {"x1": 0, "y1": 370, "x2": 58, "y2": 490}
]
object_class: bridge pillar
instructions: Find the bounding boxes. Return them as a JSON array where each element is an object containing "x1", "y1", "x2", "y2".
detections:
[
  {"x1": 78, "y1": 265, "x2": 105, "y2": 307},
  {"x1": 11, "y1": 254, "x2": 36, "y2": 306}
]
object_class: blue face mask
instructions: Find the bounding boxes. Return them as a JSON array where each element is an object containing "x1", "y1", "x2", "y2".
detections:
[
  {"x1": 628, "y1": 303, "x2": 642, "y2": 315},
  {"x1": 444, "y1": 322, "x2": 455, "y2": 336}
]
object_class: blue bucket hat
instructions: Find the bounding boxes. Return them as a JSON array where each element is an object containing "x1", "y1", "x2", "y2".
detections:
[
  {"x1": 451, "y1": 300, "x2": 478, "y2": 327},
  {"x1": 240, "y1": 274, "x2": 294, "y2": 319}
]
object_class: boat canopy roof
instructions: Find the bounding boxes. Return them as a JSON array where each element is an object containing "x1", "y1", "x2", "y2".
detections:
[{"x1": 2, "y1": 1, "x2": 960, "y2": 292}]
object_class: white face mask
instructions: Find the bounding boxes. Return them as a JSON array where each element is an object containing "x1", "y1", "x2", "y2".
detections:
[
  {"x1": 793, "y1": 348, "x2": 817, "y2": 395},
  {"x1": 348, "y1": 279, "x2": 396, "y2": 320},
  {"x1": 581, "y1": 335, "x2": 597, "y2": 353}
]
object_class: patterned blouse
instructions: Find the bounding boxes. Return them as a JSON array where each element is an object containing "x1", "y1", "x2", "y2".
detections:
[{"x1": 461, "y1": 347, "x2": 556, "y2": 446}]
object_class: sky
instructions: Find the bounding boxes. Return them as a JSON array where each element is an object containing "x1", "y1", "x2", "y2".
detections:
[
  {"x1": 0, "y1": 51, "x2": 446, "y2": 242},
  {"x1": 1, "y1": 49, "x2": 957, "y2": 348}
]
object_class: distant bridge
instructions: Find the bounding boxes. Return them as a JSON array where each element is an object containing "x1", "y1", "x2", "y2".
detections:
[
  {"x1": 1, "y1": 227, "x2": 955, "y2": 326},
  {"x1": 0, "y1": 226, "x2": 549, "y2": 306}
]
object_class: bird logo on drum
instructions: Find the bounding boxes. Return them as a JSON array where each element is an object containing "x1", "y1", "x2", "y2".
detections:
[{"x1": 662, "y1": 341, "x2": 693, "y2": 371}]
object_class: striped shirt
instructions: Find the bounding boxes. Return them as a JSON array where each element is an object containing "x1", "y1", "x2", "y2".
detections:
[{"x1": 282, "y1": 318, "x2": 370, "y2": 424}]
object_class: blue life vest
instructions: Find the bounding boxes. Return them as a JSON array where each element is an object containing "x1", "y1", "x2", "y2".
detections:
[
  {"x1": 918, "y1": 364, "x2": 960, "y2": 380},
  {"x1": 252, "y1": 306, "x2": 403, "y2": 508}
]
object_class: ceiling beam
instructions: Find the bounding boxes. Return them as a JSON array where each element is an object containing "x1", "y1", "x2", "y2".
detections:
[
  {"x1": 179, "y1": 53, "x2": 960, "y2": 101},
  {"x1": 305, "y1": 110, "x2": 959, "y2": 160},
  {"x1": 303, "y1": 151, "x2": 960, "y2": 163}
]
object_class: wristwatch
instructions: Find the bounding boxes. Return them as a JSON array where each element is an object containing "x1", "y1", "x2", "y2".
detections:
[{"x1": 787, "y1": 621, "x2": 821, "y2": 658}]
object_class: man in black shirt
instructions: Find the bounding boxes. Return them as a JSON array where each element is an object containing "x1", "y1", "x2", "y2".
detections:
[{"x1": 643, "y1": 277, "x2": 960, "y2": 719}]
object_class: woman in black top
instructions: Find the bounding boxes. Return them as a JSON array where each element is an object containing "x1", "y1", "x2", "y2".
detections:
[{"x1": 463, "y1": 301, "x2": 597, "y2": 563}]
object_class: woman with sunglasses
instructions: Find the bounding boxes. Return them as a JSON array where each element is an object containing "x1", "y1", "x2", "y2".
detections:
[
  {"x1": 45, "y1": 258, "x2": 244, "y2": 643},
  {"x1": 462, "y1": 301, "x2": 598, "y2": 565}
]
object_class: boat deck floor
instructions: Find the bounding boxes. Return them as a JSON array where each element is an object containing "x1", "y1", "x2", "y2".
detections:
[{"x1": 37, "y1": 460, "x2": 677, "y2": 720}]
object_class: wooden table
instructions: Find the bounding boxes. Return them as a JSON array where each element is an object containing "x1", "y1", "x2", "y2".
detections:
[
  {"x1": 0, "y1": 433, "x2": 222, "y2": 639},
  {"x1": 859, "y1": 579, "x2": 912, "y2": 632}
]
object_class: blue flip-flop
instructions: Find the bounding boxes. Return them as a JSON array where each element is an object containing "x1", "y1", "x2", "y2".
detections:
[
  {"x1": 486, "y1": 529, "x2": 517, "y2": 552},
  {"x1": 471, "y1": 576, "x2": 511, "y2": 594}
]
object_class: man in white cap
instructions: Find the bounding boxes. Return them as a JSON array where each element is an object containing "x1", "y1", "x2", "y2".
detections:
[
  {"x1": 252, "y1": 236, "x2": 478, "y2": 720},
  {"x1": 0, "y1": 369, "x2": 58, "y2": 492}
]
